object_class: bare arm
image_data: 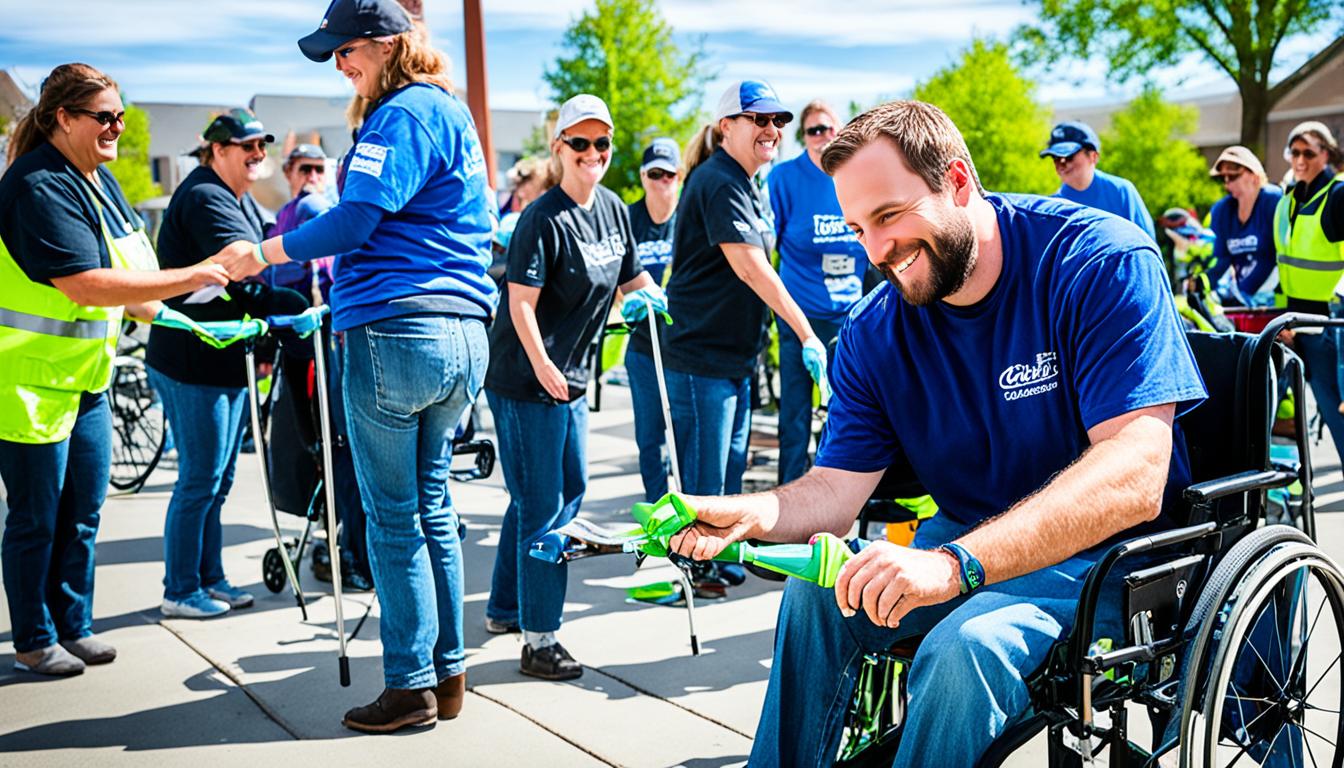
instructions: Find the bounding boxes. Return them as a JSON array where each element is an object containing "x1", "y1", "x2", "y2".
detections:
[
  {"x1": 507, "y1": 282, "x2": 569, "y2": 401},
  {"x1": 124, "y1": 301, "x2": 163, "y2": 322},
  {"x1": 618, "y1": 271, "x2": 655, "y2": 295},
  {"x1": 49, "y1": 262, "x2": 229, "y2": 307},
  {"x1": 721, "y1": 242, "x2": 815, "y2": 343}
]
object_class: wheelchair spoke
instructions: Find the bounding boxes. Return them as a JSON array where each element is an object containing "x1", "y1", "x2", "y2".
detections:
[
  {"x1": 1241, "y1": 619, "x2": 1289, "y2": 697},
  {"x1": 1294, "y1": 720, "x2": 1336, "y2": 748},
  {"x1": 1302, "y1": 702, "x2": 1340, "y2": 714},
  {"x1": 1301, "y1": 651, "x2": 1341, "y2": 702},
  {"x1": 1286, "y1": 583, "x2": 1329, "y2": 692}
]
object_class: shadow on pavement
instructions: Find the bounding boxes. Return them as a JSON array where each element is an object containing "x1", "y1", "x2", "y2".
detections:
[{"x1": 94, "y1": 523, "x2": 276, "y2": 566}]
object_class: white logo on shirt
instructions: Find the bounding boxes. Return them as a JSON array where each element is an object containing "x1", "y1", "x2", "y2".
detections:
[
  {"x1": 733, "y1": 220, "x2": 752, "y2": 234},
  {"x1": 1227, "y1": 234, "x2": 1258, "y2": 255},
  {"x1": 636, "y1": 238, "x2": 673, "y2": 265},
  {"x1": 999, "y1": 351, "x2": 1059, "y2": 402},
  {"x1": 463, "y1": 137, "x2": 487, "y2": 179},
  {"x1": 578, "y1": 234, "x2": 627, "y2": 269},
  {"x1": 812, "y1": 214, "x2": 858, "y2": 244},
  {"x1": 349, "y1": 142, "x2": 389, "y2": 178}
]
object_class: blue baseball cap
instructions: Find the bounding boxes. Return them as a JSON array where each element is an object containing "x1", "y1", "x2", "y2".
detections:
[
  {"x1": 641, "y1": 138, "x2": 680, "y2": 173},
  {"x1": 298, "y1": 0, "x2": 414, "y2": 63},
  {"x1": 714, "y1": 80, "x2": 792, "y2": 122},
  {"x1": 1040, "y1": 121, "x2": 1100, "y2": 158}
]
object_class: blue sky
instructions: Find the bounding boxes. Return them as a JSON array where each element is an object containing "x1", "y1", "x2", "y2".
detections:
[{"x1": 1, "y1": 0, "x2": 1336, "y2": 115}]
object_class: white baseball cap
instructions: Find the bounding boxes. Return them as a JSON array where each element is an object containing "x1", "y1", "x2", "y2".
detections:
[{"x1": 554, "y1": 94, "x2": 614, "y2": 138}]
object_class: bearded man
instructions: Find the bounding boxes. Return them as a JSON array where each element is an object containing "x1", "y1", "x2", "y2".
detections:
[{"x1": 667, "y1": 100, "x2": 1208, "y2": 767}]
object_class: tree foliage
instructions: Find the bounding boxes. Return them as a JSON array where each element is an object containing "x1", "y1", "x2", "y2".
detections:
[
  {"x1": 106, "y1": 104, "x2": 160, "y2": 207},
  {"x1": 1017, "y1": 0, "x2": 1344, "y2": 153},
  {"x1": 912, "y1": 39, "x2": 1059, "y2": 196},
  {"x1": 1100, "y1": 88, "x2": 1222, "y2": 223},
  {"x1": 542, "y1": 0, "x2": 712, "y2": 202}
]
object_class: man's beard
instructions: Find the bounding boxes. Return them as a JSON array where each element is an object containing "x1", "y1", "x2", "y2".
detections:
[{"x1": 878, "y1": 207, "x2": 978, "y2": 307}]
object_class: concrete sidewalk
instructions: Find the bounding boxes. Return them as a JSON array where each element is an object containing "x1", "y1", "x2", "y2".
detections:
[{"x1": 3, "y1": 381, "x2": 1344, "y2": 766}]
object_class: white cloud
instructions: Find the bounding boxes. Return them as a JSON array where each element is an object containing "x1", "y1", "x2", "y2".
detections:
[{"x1": 3, "y1": 0, "x2": 319, "y2": 46}]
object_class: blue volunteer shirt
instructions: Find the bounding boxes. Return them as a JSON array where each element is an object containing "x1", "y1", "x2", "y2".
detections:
[
  {"x1": 1207, "y1": 186, "x2": 1282, "y2": 302},
  {"x1": 324, "y1": 83, "x2": 497, "y2": 331},
  {"x1": 819, "y1": 194, "x2": 1206, "y2": 539},
  {"x1": 1056, "y1": 168, "x2": 1156, "y2": 241},
  {"x1": 768, "y1": 152, "x2": 867, "y2": 323}
]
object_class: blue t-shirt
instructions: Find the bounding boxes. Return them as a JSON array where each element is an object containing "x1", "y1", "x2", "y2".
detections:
[
  {"x1": 819, "y1": 194, "x2": 1206, "y2": 539},
  {"x1": 270, "y1": 190, "x2": 334, "y2": 295},
  {"x1": 1208, "y1": 186, "x2": 1282, "y2": 302},
  {"x1": 628, "y1": 198, "x2": 674, "y2": 286},
  {"x1": 315, "y1": 83, "x2": 497, "y2": 332},
  {"x1": 767, "y1": 152, "x2": 867, "y2": 322},
  {"x1": 1056, "y1": 169, "x2": 1155, "y2": 241}
]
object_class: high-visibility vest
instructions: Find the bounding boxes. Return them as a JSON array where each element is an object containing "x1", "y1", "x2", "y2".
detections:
[
  {"x1": 1274, "y1": 176, "x2": 1344, "y2": 303},
  {"x1": 0, "y1": 184, "x2": 157, "y2": 444}
]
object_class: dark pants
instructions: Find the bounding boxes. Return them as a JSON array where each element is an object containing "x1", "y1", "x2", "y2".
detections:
[{"x1": 0, "y1": 391, "x2": 110, "y2": 652}]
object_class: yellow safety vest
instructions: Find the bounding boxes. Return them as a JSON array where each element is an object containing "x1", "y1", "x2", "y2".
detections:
[
  {"x1": 1274, "y1": 176, "x2": 1344, "y2": 303},
  {"x1": 0, "y1": 182, "x2": 157, "y2": 444}
]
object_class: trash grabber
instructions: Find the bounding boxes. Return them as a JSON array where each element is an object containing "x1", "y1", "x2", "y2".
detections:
[{"x1": 309, "y1": 309, "x2": 350, "y2": 687}]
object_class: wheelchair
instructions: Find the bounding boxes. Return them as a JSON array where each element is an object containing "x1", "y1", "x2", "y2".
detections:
[{"x1": 836, "y1": 314, "x2": 1344, "y2": 767}]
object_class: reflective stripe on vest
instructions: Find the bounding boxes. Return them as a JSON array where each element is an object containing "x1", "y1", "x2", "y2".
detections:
[
  {"x1": 0, "y1": 307, "x2": 111, "y2": 339},
  {"x1": 1274, "y1": 177, "x2": 1344, "y2": 303}
]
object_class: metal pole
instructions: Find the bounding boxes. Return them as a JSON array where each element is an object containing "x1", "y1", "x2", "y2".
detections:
[
  {"x1": 463, "y1": 0, "x2": 498, "y2": 185},
  {"x1": 645, "y1": 305, "x2": 681, "y2": 494},
  {"x1": 311, "y1": 318, "x2": 350, "y2": 686}
]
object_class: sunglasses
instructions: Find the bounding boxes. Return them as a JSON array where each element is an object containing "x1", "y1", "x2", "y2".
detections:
[
  {"x1": 231, "y1": 140, "x2": 268, "y2": 153},
  {"x1": 645, "y1": 168, "x2": 676, "y2": 181},
  {"x1": 67, "y1": 108, "x2": 125, "y2": 128},
  {"x1": 559, "y1": 135, "x2": 612, "y2": 153},
  {"x1": 296, "y1": 163, "x2": 325, "y2": 175},
  {"x1": 336, "y1": 41, "x2": 372, "y2": 59},
  {"x1": 804, "y1": 124, "x2": 834, "y2": 137},
  {"x1": 1287, "y1": 147, "x2": 1319, "y2": 160},
  {"x1": 737, "y1": 113, "x2": 790, "y2": 129}
]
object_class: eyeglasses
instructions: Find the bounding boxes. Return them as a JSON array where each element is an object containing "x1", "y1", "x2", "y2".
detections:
[
  {"x1": 336, "y1": 41, "x2": 372, "y2": 59},
  {"x1": 296, "y1": 163, "x2": 325, "y2": 175},
  {"x1": 645, "y1": 168, "x2": 676, "y2": 181},
  {"x1": 67, "y1": 108, "x2": 125, "y2": 127},
  {"x1": 737, "y1": 113, "x2": 790, "y2": 129},
  {"x1": 230, "y1": 140, "x2": 268, "y2": 153},
  {"x1": 804, "y1": 124, "x2": 834, "y2": 137},
  {"x1": 1287, "y1": 147, "x2": 1319, "y2": 160},
  {"x1": 559, "y1": 135, "x2": 612, "y2": 153},
  {"x1": 1217, "y1": 170, "x2": 1245, "y2": 184}
]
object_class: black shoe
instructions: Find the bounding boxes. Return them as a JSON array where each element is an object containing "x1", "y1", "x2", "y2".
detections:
[
  {"x1": 341, "y1": 687, "x2": 436, "y2": 734},
  {"x1": 312, "y1": 541, "x2": 332, "y2": 583},
  {"x1": 342, "y1": 567, "x2": 374, "y2": 592},
  {"x1": 520, "y1": 643, "x2": 582, "y2": 681}
]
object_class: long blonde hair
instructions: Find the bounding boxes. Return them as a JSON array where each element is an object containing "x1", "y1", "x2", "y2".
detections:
[
  {"x1": 346, "y1": 21, "x2": 456, "y2": 129},
  {"x1": 8, "y1": 63, "x2": 117, "y2": 165},
  {"x1": 682, "y1": 122, "x2": 724, "y2": 180}
]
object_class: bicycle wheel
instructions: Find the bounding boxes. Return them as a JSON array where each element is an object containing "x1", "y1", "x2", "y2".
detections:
[{"x1": 108, "y1": 356, "x2": 167, "y2": 492}]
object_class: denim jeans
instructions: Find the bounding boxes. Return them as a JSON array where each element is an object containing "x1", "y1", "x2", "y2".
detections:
[
  {"x1": 777, "y1": 318, "x2": 842, "y2": 485},
  {"x1": 751, "y1": 515, "x2": 1117, "y2": 767},
  {"x1": 1294, "y1": 331, "x2": 1344, "y2": 464},
  {"x1": 0, "y1": 391, "x2": 110, "y2": 653},
  {"x1": 486, "y1": 391, "x2": 588, "y2": 632},
  {"x1": 147, "y1": 368, "x2": 247, "y2": 602},
  {"x1": 624, "y1": 348, "x2": 670, "y2": 502},
  {"x1": 662, "y1": 369, "x2": 750, "y2": 496},
  {"x1": 327, "y1": 331, "x2": 369, "y2": 577},
  {"x1": 343, "y1": 314, "x2": 486, "y2": 690}
]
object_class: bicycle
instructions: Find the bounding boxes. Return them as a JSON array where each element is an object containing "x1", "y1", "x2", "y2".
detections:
[{"x1": 107, "y1": 320, "x2": 167, "y2": 493}]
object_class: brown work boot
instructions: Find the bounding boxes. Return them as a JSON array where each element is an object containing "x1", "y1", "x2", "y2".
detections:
[
  {"x1": 520, "y1": 642, "x2": 583, "y2": 681},
  {"x1": 434, "y1": 672, "x2": 466, "y2": 720},
  {"x1": 341, "y1": 687, "x2": 437, "y2": 733}
]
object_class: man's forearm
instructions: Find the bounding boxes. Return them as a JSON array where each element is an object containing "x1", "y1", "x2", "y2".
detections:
[{"x1": 688, "y1": 465, "x2": 881, "y2": 543}]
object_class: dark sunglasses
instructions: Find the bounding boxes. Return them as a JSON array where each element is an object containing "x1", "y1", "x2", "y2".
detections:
[
  {"x1": 67, "y1": 108, "x2": 125, "y2": 127},
  {"x1": 804, "y1": 124, "x2": 834, "y2": 137},
  {"x1": 296, "y1": 163, "x2": 325, "y2": 174},
  {"x1": 559, "y1": 135, "x2": 612, "y2": 153},
  {"x1": 231, "y1": 139, "x2": 268, "y2": 153},
  {"x1": 1288, "y1": 147, "x2": 1319, "y2": 160},
  {"x1": 1216, "y1": 170, "x2": 1245, "y2": 184},
  {"x1": 645, "y1": 168, "x2": 676, "y2": 181},
  {"x1": 738, "y1": 113, "x2": 790, "y2": 129}
]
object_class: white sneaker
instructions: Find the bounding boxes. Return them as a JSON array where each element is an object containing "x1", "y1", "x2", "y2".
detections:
[{"x1": 161, "y1": 594, "x2": 231, "y2": 619}]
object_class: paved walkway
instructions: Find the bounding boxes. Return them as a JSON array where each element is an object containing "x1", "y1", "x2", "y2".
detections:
[{"x1": 2, "y1": 382, "x2": 1343, "y2": 766}]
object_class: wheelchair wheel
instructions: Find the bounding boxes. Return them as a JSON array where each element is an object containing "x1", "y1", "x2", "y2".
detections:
[
  {"x1": 108, "y1": 356, "x2": 167, "y2": 492},
  {"x1": 1181, "y1": 538, "x2": 1344, "y2": 767},
  {"x1": 262, "y1": 547, "x2": 289, "y2": 594}
]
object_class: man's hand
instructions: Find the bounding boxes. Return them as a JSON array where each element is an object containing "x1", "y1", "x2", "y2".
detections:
[
  {"x1": 189, "y1": 260, "x2": 231, "y2": 289},
  {"x1": 669, "y1": 497, "x2": 777, "y2": 561},
  {"x1": 833, "y1": 541, "x2": 960, "y2": 627},
  {"x1": 211, "y1": 240, "x2": 264, "y2": 281}
]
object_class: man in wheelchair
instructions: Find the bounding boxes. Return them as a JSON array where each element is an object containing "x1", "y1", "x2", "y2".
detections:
[{"x1": 669, "y1": 100, "x2": 1211, "y2": 766}]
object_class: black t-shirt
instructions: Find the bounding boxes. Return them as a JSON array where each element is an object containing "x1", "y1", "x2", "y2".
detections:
[
  {"x1": 659, "y1": 147, "x2": 776, "y2": 379},
  {"x1": 485, "y1": 184, "x2": 641, "y2": 402},
  {"x1": 0, "y1": 142, "x2": 139, "y2": 285},
  {"x1": 146, "y1": 165, "x2": 288, "y2": 388},
  {"x1": 626, "y1": 198, "x2": 676, "y2": 354}
]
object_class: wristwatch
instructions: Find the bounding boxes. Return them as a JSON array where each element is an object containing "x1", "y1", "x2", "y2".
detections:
[{"x1": 938, "y1": 542, "x2": 985, "y2": 595}]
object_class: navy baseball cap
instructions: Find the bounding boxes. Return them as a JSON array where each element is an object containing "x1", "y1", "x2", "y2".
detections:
[
  {"x1": 287, "y1": 144, "x2": 327, "y2": 163},
  {"x1": 714, "y1": 80, "x2": 792, "y2": 122},
  {"x1": 298, "y1": 0, "x2": 414, "y2": 63},
  {"x1": 641, "y1": 138, "x2": 680, "y2": 174},
  {"x1": 1040, "y1": 121, "x2": 1100, "y2": 158},
  {"x1": 202, "y1": 109, "x2": 274, "y2": 145}
]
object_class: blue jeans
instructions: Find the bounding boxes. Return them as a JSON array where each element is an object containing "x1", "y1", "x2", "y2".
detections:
[
  {"x1": 778, "y1": 318, "x2": 841, "y2": 485},
  {"x1": 486, "y1": 391, "x2": 588, "y2": 632},
  {"x1": 625, "y1": 349, "x2": 670, "y2": 502},
  {"x1": 343, "y1": 314, "x2": 486, "y2": 690},
  {"x1": 663, "y1": 370, "x2": 750, "y2": 496},
  {"x1": 0, "y1": 391, "x2": 110, "y2": 653},
  {"x1": 752, "y1": 515, "x2": 1117, "y2": 767},
  {"x1": 1294, "y1": 331, "x2": 1344, "y2": 464},
  {"x1": 327, "y1": 331, "x2": 369, "y2": 577},
  {"x1": 147, "y1": 368, "x2": 247, "y2": 602}
]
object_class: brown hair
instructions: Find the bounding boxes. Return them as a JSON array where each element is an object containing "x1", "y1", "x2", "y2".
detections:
[
  {"x1": 346, "y1": 21, "x2": 456, "y2": 128},
  {"x1": 820, "y1": 100, "x2": 983, "y2": 194},
  {"x1": 682, "y1": 122, "x2": 723, "y2": 179},
  {"x1": 796, "y1": 99, "x2": 838, "y2": 143},
  {"x1": 7, "y1": 63, "x2": 118, "y2": 165}
]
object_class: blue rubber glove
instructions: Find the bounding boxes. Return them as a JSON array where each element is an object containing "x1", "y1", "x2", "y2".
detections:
[
  {"x1": 153, "y1": 306, "x2": 225, "y2": 349},
  {"x1": 802, "y1": 335, "x2": 831, "y2": 404},
  {"x1": 621, "y1": 285, "x2": 669, "y2": 324}
]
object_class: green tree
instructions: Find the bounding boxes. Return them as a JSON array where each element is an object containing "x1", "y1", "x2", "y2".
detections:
[
  {"x1": 1099, "y1": 88, "x2": 1222, "y2": 223},
  {"x1": 1017, "y1": 1, "x2": 1344, "y2": 154},
  {"x1": 543, "y1": 0, "x2": 713, "y2": 202},
  {"x1": 106, "y1": 104, "x2": 160, "y2": 207},
  {"x1": 912, "y1": 39, "x2": 1059, "y2": 195}
]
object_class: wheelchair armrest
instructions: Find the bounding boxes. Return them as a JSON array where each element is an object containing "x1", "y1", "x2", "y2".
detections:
[
  {"x1": 1064, "y1": 522, "x2": 1217, "y2": 683},
  {"x1": 1182, "y1": 468, "x2": 1298, "y2": 505}
]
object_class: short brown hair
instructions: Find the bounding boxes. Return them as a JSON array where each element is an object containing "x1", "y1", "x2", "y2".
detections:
[{"x1": 820, "y1": 100, "x2": 983, "y2": 194}]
